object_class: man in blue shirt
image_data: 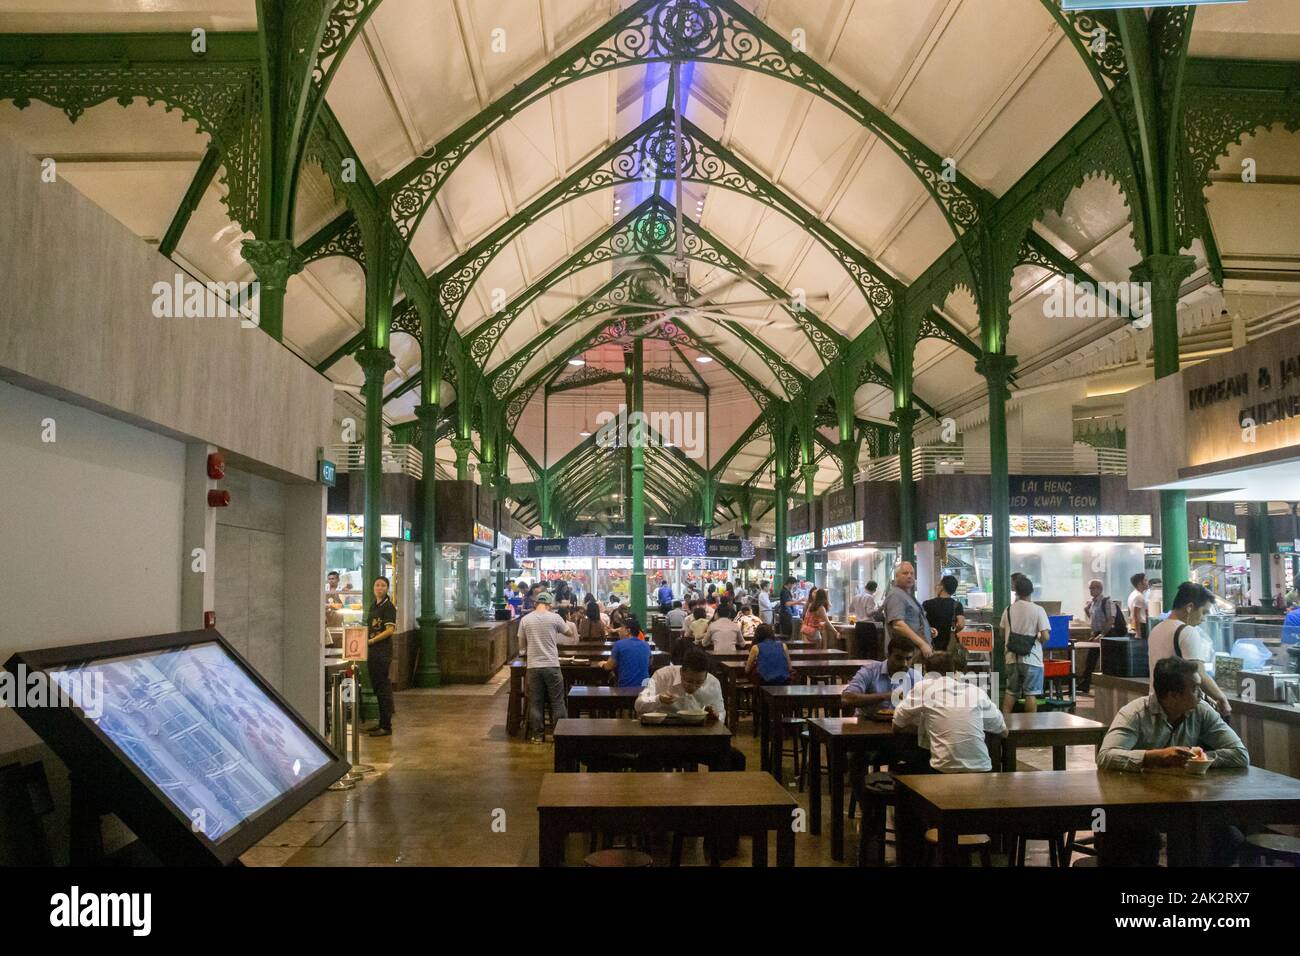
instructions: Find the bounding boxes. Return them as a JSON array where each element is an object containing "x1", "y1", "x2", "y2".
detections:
[
  {"x1": 656, "y1": 578, "x2": 674, "y2": 614},
  {"x1": 604, "y1": 617, "x2": 653, "y2": 688},
  {"x1": 1283, "y1": 603, "x2": 1300, "y2": 644},
  {"x1": 842, "y1": 634, "x2": 922, "y2": 718}
]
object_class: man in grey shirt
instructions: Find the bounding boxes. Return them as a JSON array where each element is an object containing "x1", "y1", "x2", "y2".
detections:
[
  {"x1": 883, "y1": 562, "x2": 934, "y2": 659},
  {"x1": 520, "y1": 591, "x2": 570, "y2": 743},
  {"x1": 1095, "y1": 657, "x2": 1248, "y2": 864}
]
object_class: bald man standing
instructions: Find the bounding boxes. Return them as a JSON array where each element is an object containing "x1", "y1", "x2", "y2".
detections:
[{"x1": 883, "y1": 562, "x2": 935, "y2": 659}]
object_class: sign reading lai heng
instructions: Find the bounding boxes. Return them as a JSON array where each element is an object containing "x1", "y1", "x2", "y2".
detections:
[{"x1": 1008, "y1": 475, "x2": 1099, "y2": 512}]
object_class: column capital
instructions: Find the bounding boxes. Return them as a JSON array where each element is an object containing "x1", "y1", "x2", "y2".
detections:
[
  {"x1": 355, "y1": 346, "x2": 395, "y2": 381},
  {"x1": 889, "y1": 406, "x2": 920, "y2": 431},
  {"x1": 450, "y1": 435, "x2": 474, "y2": 455},
  {"x1": 1130, "y1": 253, "x2": 1196, "y2": 292},
  {"x1": 414, "y1": 402, "x2": 441, "y2": 426},
  {"x1": 240, "y1": 239, "x2": 305, "y2": 290},
  {"x1": 975, "y1": 351, "x2": 1018, "y2": 392}
]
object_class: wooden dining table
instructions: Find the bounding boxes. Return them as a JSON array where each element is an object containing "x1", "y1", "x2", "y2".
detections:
[
  {"x1": 537, "y1": 771, "x2": 798, "y2": 866},
  {"x1": 506, "y1": 654, "x2": 669, "y2": 737},
  {"x1": 893, "y1": 766, "x2": 1300, "y2": 866},
  {"x1": 1000, "y1": 711, "x2": 1107, "y2": 772},
  {"x1": 757, "y1": 684, "x2": 848, "y2": 783},
  {"x1": 566, "y1": 685, "x2": 643, "y2": 718},
  {"x1": 551, "y1": 717, "x2": 733, "y2": 773}
]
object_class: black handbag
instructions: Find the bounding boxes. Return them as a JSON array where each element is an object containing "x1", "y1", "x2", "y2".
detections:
[{"x1": 1007, "y1": 631, "x2": 1038, "y2": 657}]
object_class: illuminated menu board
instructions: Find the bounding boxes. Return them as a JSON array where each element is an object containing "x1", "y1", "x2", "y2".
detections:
[
  {"x1": 472, "y1": 522, "x2": 495, "y2": 547},
  {"x1": 328, "y1": 514, "x2": 404, "y2": 539},
  {"x1": 822, "y1": 520, "x2": 865, "y2": 548},
  {"x1": 787, "y1": 532, "x2": 815, "y2": 554},
  {"x1": 940, "y1": 514, "x2": 1154, "y2": 539},
  {"x1": 1197, "y1": 517, "x2": 1238, "y2": 543}
]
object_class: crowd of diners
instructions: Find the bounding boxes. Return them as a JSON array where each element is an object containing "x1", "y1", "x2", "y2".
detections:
[{"x1": 514, "y1": 569, "x2": 1255, "y2": 866}]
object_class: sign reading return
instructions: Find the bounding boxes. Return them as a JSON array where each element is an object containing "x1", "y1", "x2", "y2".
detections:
[{"x1": 1008, "y1": 475, "x2": 1099, "y2": 512}]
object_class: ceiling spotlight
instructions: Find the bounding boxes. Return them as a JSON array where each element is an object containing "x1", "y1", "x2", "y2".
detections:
[
  {"x1": 568, "y1": 358, "x2": 586, "y2": 366},
  {"x1": 696, "y1": 355, "x2": 713, "y2": 364},
  {"x1": 579, "y1": 430, "x2": 592, "y2": 437}
]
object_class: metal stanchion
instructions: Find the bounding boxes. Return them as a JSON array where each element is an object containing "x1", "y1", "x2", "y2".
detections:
[
  {"x1": 348, "y1": 663, "x2": 373, "y2": 777},
  {"x1": 327, "y1": 668, "x2": 355, "y2": 791}
]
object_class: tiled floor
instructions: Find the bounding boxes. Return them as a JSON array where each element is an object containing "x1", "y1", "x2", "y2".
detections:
[{"x1": 243, "y1": 680, "x2": 1101, "y2": 867}]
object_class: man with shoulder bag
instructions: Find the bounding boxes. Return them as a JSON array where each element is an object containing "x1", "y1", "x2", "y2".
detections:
[{"x1": 1001, "y1": 575, "x2": 1051, "y2": 716}]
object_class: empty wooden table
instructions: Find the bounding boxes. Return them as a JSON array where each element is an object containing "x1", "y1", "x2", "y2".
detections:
[
  {"x1": 757, "y1": 684, "x2": 847, "y2": 782},
  {"x1": 806, "y1": 717, "x2": 925, "y2": 862},
  {"x1": 552, "y1": 718, "x2": 732, "y2": 773},
  {"x1": 790, "y1": 659, "x2": 873, "y2": 684},
  {"x1": 1002, "y1": 711, "x2": 1107, "y2": 772},
  {"x1": 893, "y1": 767, "x2": 1300, "y2": 867},
  {"x1": 537, "y1": 771, "x2": 798, "y2": 866},
  {"x1": 566, "y1": 685, "x2": 643, "y2": 718}
]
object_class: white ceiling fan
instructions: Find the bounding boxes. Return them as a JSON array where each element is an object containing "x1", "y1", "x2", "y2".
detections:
[{"x1": 536, "y1": 61, "x2": 828, "y2": 339}]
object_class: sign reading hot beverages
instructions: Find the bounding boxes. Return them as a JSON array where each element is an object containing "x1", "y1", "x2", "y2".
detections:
[
  {"x1": 704, "y1": 538, "x2": 743, "y2": 559},
  {"x1": 1008, "y1": 476, "x2": 1100, "y2": 512},
  {"x1": 528, "y1": 538, "x2": 569, "y2": 557},
  {"x1": 606, "y1": 536, "x2": 668, "y2": 557}
]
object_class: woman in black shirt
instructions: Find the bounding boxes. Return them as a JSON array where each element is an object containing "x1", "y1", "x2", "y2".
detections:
[{"x1": 922, "y1": 574, "x2": 966, "y2": 654}]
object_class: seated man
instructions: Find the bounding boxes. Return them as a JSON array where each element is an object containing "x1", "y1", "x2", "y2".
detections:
[
  {"x1": 842, "y1": 634, "x2": 922, "y2": 718},
  {"x1": 892, "y1": 653, "x2": 1006, "y2": 773},
  {"x1": 1095, "y1": 656, "x2": 1248, "y2": 866},
  {"x1": 665, "y1": 600, "x2": 688, "y2": 631},
  {"x1": 600, "y1": 618, "x2": 653, "y2": 688},
  {"x1": 635, "y1": 648, "x2": 744, "y2": 771}
]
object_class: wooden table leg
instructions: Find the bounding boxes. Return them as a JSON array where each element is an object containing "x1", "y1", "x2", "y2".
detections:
[
  {"x1": 1052, "y1": 744, "x2": 1066, "y2": 772},
  {"x1": 751, "y1": 828, "x2": 768, "y2": 867},
  {"x1": 809, "y1": 728, "x2": 823, "y2": 836},
  {"x1": 507, "y1": 672, "x2": 522, "y2": 737},
  {"x1": 940, "y1": 823, "x2": 961, "y2": 867},
  {"x1": 777, "y1": 823, "x2": 795, "y2": 867},
  {"x1": 829, "y1": 739, "x2": 845, "y2": 862},
  {"x1": 894, "y1": 786, "x2": 922, "y2": 867},
  {"x1": 538, "y1": 816, "x2": 565, "y2": 867},
  {"x1": 771, "y1": 702, "x2": 785, "y2": 785},
  {"x1": 759, "y1": 694, "x2": 770, "y2": 773},
  {"x1": 1003, "y1": 740, "x2": 1017, "y2": 773}
]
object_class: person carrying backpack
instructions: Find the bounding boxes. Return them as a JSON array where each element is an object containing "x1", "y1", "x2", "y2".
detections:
[{"x1": 1079, "y1": 578, "x2": 1126, "y2": 693}]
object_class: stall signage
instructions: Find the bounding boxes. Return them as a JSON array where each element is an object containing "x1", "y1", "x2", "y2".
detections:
[
  {"x1": 381, "y1": 514, "x2": 402, "y2": 539},
  {"x1": 606, "y1": 536, "x2": 668, "y2": 557},
  {"x1": 787, "y1": 532, "x2": 815, "y2": 554},
  {"x1": 958, "y1": 630, "x2": 994, "y2": 653},
  {"x1": 1009, "y1": 476, "x2": 1099, "y2": 512},
  {"x1": 822, "y1": 487, "x2": 855, "y2": 528},
  {"x1": 528, "y1": 538, "x2": 569, "y2": 557},
  {"x1": 1197, "y1": 517, "x2": 1238, "y2": 543},
  {"x1": 941, "y1": 513, "x2": 1152, "y2": 539},
  {"x1": 822, "y1": 520, "x2": 864, "y2": 548},
  {"x1": 496, "y1": 532, "x2": 512, "y2": 553},
  {"x1": 472, "y1": 522, "x2": 495, "y2": 548},
  {"x1": 705, "y1": 538, "x2": 744, "y2": 558}
]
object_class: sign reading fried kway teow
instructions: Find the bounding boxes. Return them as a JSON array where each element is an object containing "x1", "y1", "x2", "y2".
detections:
[{"x1": 1183, "y1": 324, "x2": 1300, "y2": 468}]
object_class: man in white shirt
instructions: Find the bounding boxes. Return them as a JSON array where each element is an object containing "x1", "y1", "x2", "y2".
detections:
[
  {"x1": 757, "y1": 581, "x2": 775, "y2": 625},
  {"x1": 634, "y1": 648, "x2": 744, "y2": 770},
  {"x1": 1147, "y1": 580, "x2": 1232, "y2": 716},
  {"x1": 1126, "y1": 572, "x2": 1150, "y2": 639},
  {"x1": 999, "y1": 575, "x2": 1052, "y2": 716},
  {"x1": 665, "y1": 600, "x2": 687, "y2": 630},
  {"x1": 893, "y1": 652, "x2": 1006, "y2": 773},
  {"x1": 849, "y1": 581, "x2": 879, "y2": 621}
]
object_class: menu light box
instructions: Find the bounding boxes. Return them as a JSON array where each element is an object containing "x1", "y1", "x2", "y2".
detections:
[
  {"x1": 4, "y1": 631, "x2": 348, "y2": 866},
  {"x1": 786, "y1": 532, "x2": 815, "y2": 554},
  {"x1": 822, "y1": 520, "x2": 864, "y2": 548}
]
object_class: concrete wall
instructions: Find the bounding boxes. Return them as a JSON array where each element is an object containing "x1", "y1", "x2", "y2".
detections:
[
  {"x1": 0, "y1": 131, "x2": 332, "y2": 483},
  {"x1": 0, "y1": 379, "x2": 185, "y2": 752}
]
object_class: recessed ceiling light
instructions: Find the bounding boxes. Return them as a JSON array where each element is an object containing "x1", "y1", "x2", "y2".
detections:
[
  {"x1": 569, "y1": 358, "x2": 585, "y2": 366},
  {"x1": 579, "y1": 430, "x2": 592, "y2": 437},
  {"x1": 696, "y1": 355, "x2": 713, "y2": 364}
]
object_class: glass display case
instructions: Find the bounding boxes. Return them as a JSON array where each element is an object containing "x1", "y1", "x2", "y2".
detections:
[
  {"x1": 825, "y1": 546, "x2": 898, "y2": 619},
  {"x1": 436, "y1": 544, "x2": 495, "y2": 624}
]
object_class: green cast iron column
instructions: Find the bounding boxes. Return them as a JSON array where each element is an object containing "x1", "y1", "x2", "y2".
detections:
[
  {"x1": 630, "y1": 339, "x2": 647, "y2": 623},
  {"x1": 1134, "y1": 254, "x2": 1196, "y2": 593},
  {"x1": 774, "y1": 474, "x2": 790, "y2": 585},
  {"x1": 241, "y1": 239, "x2": 304, "y2": 342},
  {"x1": 977, "y1": 352, "x2": 1017, "y2": 683},
  {"x1": 414, "y1": 403, "x2": 442, "y2": 687},
  {"x1": 891, "y1": 406, "x2": 919, "y2": 565},
  {"x1": 494, "y1": 469, "x2": 510, "y2": 615},
  {"x1": 356, "y1": 346, "x2": 395, "y2": 718},
  {"x1": 451, "y1": 436, "x2": 474, "y2": 481}
]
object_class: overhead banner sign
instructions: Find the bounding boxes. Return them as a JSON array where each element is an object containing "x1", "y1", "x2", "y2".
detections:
[
  {"x1": 605, "y1": 536, "x2": 669, "y2": 557},
  {"x1": 1008, "y1": 475, "x2": 1100, "y2": 512},
  {"x1": 704, "y1": 538, "x2": 743, "y2": 559},
  {"x1": 527, "y1": 538, "x2": 569, "y2": 557}
]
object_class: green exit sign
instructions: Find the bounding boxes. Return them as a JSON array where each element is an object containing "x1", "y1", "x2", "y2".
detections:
[
  {"x1": 927, "y1": 528, "x2": 938, "y2": 541},
  {"x1": 319, "y1": 459, "x2": 336, "y2": 487}
]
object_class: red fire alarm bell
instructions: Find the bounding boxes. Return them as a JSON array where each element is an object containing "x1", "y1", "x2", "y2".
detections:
[
  {"x1": 204, "y1": 611, "x2": 216, "y2": 629},
  {"x1": 207, "y1": 451, "x2": 226, "y2": 480},
  {"x1": 207, "y1": 489, "x2": 231, "y2": 507}
]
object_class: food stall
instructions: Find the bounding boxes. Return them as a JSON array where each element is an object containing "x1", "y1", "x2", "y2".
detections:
[
  {"x1": 820, "y1": 480, "x2": 901, "y2": 619},
  {"x1": 325, "y1": 512, "x2": 415, "y2": 632}
]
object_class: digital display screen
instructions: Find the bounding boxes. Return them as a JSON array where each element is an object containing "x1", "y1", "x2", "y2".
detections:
[{"x1": 46, "y1": 642, "x2": 333, "y2": 844}]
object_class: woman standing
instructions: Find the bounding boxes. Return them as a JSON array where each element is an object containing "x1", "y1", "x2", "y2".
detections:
[{"x1": 802, "y1": 588, "x2": 834, "y2": 649}]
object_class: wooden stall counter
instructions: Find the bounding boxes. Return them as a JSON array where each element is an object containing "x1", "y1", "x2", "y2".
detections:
[{"x1": 437, "y1": 618, "x2": 518, "y2": 684}]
